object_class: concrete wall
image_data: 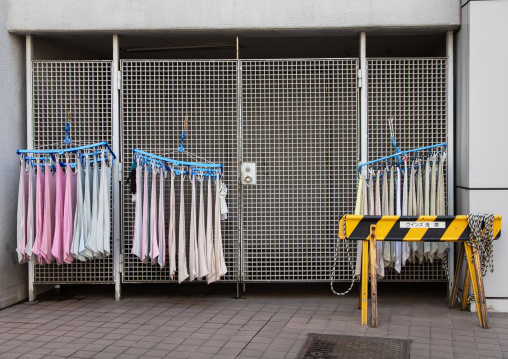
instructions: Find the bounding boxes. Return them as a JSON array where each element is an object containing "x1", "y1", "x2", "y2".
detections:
[
  {"x1": 6, "y1": 0, "x2": 460, "y2": 35},
  {"x1": 455, "y1": 0, "x2": 508, "y2": 312},
  {"x1": 0, "y1": 0, "x2": 28, "y2": 308}
]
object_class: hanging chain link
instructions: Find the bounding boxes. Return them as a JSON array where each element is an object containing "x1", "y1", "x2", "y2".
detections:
[
  {"x1": 330, "y1": 216, "x2": 357, "y2": 296},
  {"x1": 467, "y1": 214, "x2": 495, "y2": 276}
]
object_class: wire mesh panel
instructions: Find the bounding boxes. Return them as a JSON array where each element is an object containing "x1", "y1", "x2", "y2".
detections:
[
  {"x1": 367, "y1": 58, "x2": 448, "y2": 281},
  {"x1": 32, "y1": 61, "x2": 114, "y2": 283},
  {"x1": 241, "y1": 59, "x2": 359, "y2": 282},
  {"x1": 121, "y1": 60, "x2": 239, "y2": 282}
]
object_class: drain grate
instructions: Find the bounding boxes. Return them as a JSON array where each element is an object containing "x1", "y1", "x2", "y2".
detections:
[{"x1": 297, "y1": 333, "x2": 410, "y2": 359}]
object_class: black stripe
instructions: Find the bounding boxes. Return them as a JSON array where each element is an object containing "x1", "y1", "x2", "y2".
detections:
[{"x1": 383, "y1": 218, "x2": 411, "y2": 241}]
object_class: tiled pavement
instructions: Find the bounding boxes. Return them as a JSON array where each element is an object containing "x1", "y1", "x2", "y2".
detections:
[{"x1": 0, "y1": 282, "x2": 507, "y2": 359}]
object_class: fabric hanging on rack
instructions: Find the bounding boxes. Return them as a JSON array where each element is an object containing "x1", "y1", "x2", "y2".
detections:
[
  {"x1": 214, "y1": 179, "x2": 227, "y2": 280},
  {"x1": 141, "y1": 166, "x2": 149, "y2": 263},
  {"x1": 437, "y1": 153, "x2": 448, "y2": 259},
  {"x1": 423, "y1": 157, "x2": 431, "y2": 260},
  {"x1": 415, "y1": 162, "x2": 424, "y2": 263},
  {"x1": 51, "y1": 161, "x2": 66, "y2": 264},
  {"x1": 353, "y1": 177, "x2": 364, "y2": 277},
  {"x1": 197, "y1": 178, "x2": 208, "y2": 278},
  {"x1": 394, "y1": 167, "x2": 402, "y2": 273},
  {"x1": 86, "y1": 157, "x2": 100, "y2": 258},
  {"x1": 188, "y1": 175, "x2": 198, "y2": 281},
  {"x1": 408, "y1": 164, "x2": 416, "y2": 263},
  {"x1": 382, "y1": 168, "x2": 391, "y2": 267},
  {"x1": 375, "y1": 170, "x2": 384, "y2": 278},
  {"x1": 79, "y1": 158, "x2": 93, "y2": 260},
  {"x1": 25, "y1": 163, "x2": 36, "y2": 262},
  {"x1": 428, "y1": 156, "x2": 438, "y2": 261},
  {"x1": 16, "y1": 162, "x2": 29, "y2": 263},
  {"x1": 168, "y1": 170, "x2": 176, "y2": 279},
  {"x1": 71, "y1": 160, "x2": 86, "y2": 262},
  {"x1": 63, "y1": 158, "x2": 77, "y2": 264},
  {"x1": 98, "y1": 153, "x2": 112, "y2": 258},
  {"x1": 132, "y1": 161, "x2": 143, "y2": 260},
  {"x1": 41, "y1": 160, "x2": 56, "y2": 264},
  {"x1": 401, "y1": 161, "x2": 410, "y2": 266},
  {"x1": 178, "y1": 173, "x2": 189, "y2": 283},
  {"x1": 150, "y1": 167, "x2": 159, "y2": 264},
  {"x1": 31, "y1": 162, "x2": 44, "y2": 264},
  {"x1": 206, "y1": 179, "x2": 216, "y2": 284},
  {"x1": 157, "y1": 169, "x2": 166, "y2": 268},
  {"x1": 219, "y1": 181, "x2": 228, "y2": 220}
]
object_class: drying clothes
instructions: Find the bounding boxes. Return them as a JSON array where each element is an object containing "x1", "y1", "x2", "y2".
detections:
[
  {"x1": 141, "y1": 167, "x2": 149, "y2": 263},
  {"x1": 31, "y1": 162, "x2": 44, "y2": 264},
  {"x1": 354, "y1": 177, "x2": 365, "y2": 277},
  {"x1": 157, "y1": 169, "x2": 166, "y2": 268},
  {"x1": 401, "y1": 161, "x2": 410, "y2": 266},
  {"x1": 96, "y1": 153, "x2": 111, "y2": 258},
  {"x1": 71, "y1": 161, "x2": 86, "y2": 262},
  {"x1": 214, "y1": 179, "x2": 227, "y2": 280},
  {"x1": 150, "y1": 167, "x2": 159, "y2": 264},
  {"x1": 375, "y1": 170, "x2": 384, "y2": 278},
  {"x1": 25, "y1": 164, "x2": 36, "y2": 262},
  {"x1": 428, "y1": 157, "x2": 438, "y2": 261},
  {"x1": 197, "y1": 178, "x2": 208, "y2": 278},
  {"x1": 353, "y1": 177, "x2": 363, "y2": 277},
  {"x1": 16, "y1": 162, "x2": 29, "y2": 263},
  {"x1": 394, "y1": 167, "x2": 402, "y2": 273},
  {"x1": 219, "y1": 181, "x2": 228, "y2": 220},
  {"x1": 168, "y1": 170, "x2": 176, "y2": 279},
  {"x1": 132, "y1": 159, "x2": 143, "y2": 260},
  {"x1": 78, "y1": 159, "x2": 94, "y2": 259},
  {"x1": 41, "y1": 162, "x2": 56, "y2": 264},
  {"x1": 206, "y1": 179, "x2": 216, "y2": 284},
  {"x1": 85, "y1": 159, "x2": 100, "y2": 258},
  {"x1": 382, "y1": 169, "x2": 391, "y2": 267},
  {"x1": 415, "y1": 163, "x2": 424, "y2": 263},
  {"x1": 188, "y1": 176, "x2": 198, "y2": 281},
  {"x1": 178, "y1": 173, "x2": 189, "y2": 283},
  {"x1": 63, "y1": 158, "x2": 77, "y2": 264},
  {"x1": 436, "y1": 154, "x2": 448, "y2": 259},
  {"x1": 423, "y1": 158, "x2": 431, "y2": 260},
  {"x1": 51, "y1": 162, "x2": 66, "y2": 264}
]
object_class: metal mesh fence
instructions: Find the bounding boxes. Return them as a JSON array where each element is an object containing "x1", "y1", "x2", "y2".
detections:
[
  {"x1": 367, "y1": 58, "x2": 448, "y2": 281},
  {"x1": 241, "y1": 59, "x2": 359, "y2": 281},
  {"x1": 32, "y1": 61, "x2": 114, "y2": 283},
  {"x1": 121, "y1": 60, "x2": 239, "y2": 282}
]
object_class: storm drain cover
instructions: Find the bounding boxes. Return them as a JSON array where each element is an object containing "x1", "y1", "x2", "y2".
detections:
[{"x1": 297, "y1": 333, "x2": 410, "y2": 359}]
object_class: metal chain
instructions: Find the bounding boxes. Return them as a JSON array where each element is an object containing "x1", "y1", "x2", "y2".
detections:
[
  {"x1": 330, "y1": 215, "x2": 357, "y2": 296},
  {"x1": 441, "y1": 247, "x2": 451, "y2": 283},
  {"x1": 467, "y1": 214, "x2": 495, "y2": 277}
]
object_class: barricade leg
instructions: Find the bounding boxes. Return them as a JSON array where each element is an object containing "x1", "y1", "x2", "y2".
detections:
[
  {"x1": 449, "y1": 243, "x2": 465, "y2": 309},
  {"x1": 361, "y1": 240, "x2": 369, "y2": 326},
  {"x1": 464, "y1": 242, "x2": 483, "y2": 327},
  {"x1": 369, "y1": 225, "x2": 378, "y2": 328}
]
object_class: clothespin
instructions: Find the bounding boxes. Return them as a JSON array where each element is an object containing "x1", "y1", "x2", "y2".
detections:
[{"x1": 64, "y1": 110, "x2": 72, "y2": 144}]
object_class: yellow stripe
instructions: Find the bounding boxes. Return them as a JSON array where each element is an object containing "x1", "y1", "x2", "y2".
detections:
[
  {"x1": 375, "y1": 216, "x2": 400, "y2": 241},
  {"x1": 345, "y1": 215, "x2": 364, "y2": 238},
  {"x1": 403, "y1": 215, "x2": 437, "y2": 241},
  {"x1": 494, "y1": 215, "x2": 502, "y2": 239},
  {"x1": 441, "y1": 217, "x2": 468, "y2": 241}
]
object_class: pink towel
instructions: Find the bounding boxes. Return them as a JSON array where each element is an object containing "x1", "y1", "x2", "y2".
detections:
[
  {"x1": 63, "y1": 160, "x2": 77, "y2": 264},
  {"x1": 32, "y1": 163, "x2": 46, "y2": 264},
  {"x1": 41, "y1": 162, "x2": 56, "y2": 264},
  {"x1": 141, "y1": 167, "x2": 149, "y2": 263},
  {"x1": 150, "y1": 167, "x2": 159, "y2": 264},
  {"x1": 51, "y1": 162, "x2": 66, "y2": 264},
  {"x1": 16, "y1": 163, "x2": 29, "y2": 263}
]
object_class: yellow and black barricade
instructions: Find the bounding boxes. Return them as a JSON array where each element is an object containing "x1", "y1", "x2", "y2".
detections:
[{"x1": 338, "y1": 214, "x2": 502, "y2": 329}]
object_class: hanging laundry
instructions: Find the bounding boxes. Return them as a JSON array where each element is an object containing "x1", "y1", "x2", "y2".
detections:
[
  {"x1": 85, "y1": 157, "x2": 100, "y2": 258},
  {"x1": 374, "y1": 170, "x2": 384, "y2": 278},
  {"x1": 150, "y1": 167, "x2": 159, "y2": 264},
  {"x1": 31, "y1": 162, "x2": 45, "y2": 264},
  {"x1": 214, "y1": 179, "x2": 227, "y2": 280},
  {"x1": 63, "y1": 157, "x2": 77, "y2": 264},
  {"x1": 71, "y1": 160, "x2": 86, "y2": 262},
  {"x1": 41, "y1": 161, "x2": 56, "y2": 264},
  {"x1": 157, "y1": 168, "x2": 166, "y2": 268},
  {"x1": 401, "y1": 161, "x2": 410, "y2": 266},
  {"x1": 16, "y1": 162, "x2": 29, "y2": 263},
  {"x1": 51, "y1": 161, "x2": 66, "y2": 264},
  {"x1": 394, "y1": 167, "x2": 402, "y2": 273},
  {"x1": 132, "y1": 160, "x2": 143, "y2": 260},
  {"x1": 219, "y1": 181, "x2": 228, "y2": 220},
  {"x1": 141, "y1": 166, "x2": 149, "y2": 263},
  {"x1": 188, "y1": 175, "x2": 198, "y2": 281},
  {"x1": 168, "y1": 170, "x2": 176, "y2": 279},
  {"x1": 178, "y1": 173, "x2": 189, "y2": 283},
  {"x1": 354, "y1": 176, "x2": 364, "y2": 277},
  {"x1": 197, "y1": 177, "x2": 208, "y2": 278},
  {"x1": 26, "y1": 164, "x2": 36, "y2": 263},
  {"x1": 206, "y1": 179, "x2": 216, "y2": 284},
  {"x1": 436, "y1": 153, "x2": 448, "y2": 259}
]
